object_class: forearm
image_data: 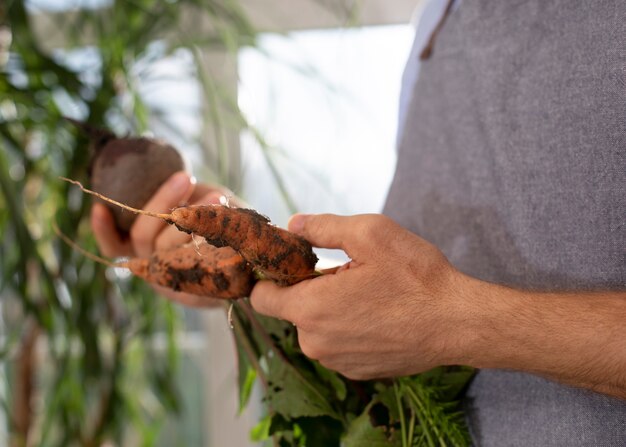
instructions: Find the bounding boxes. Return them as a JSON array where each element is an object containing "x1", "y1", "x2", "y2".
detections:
[{"x1": 456, "y1": 275, "x2": 626, "y2": 399}]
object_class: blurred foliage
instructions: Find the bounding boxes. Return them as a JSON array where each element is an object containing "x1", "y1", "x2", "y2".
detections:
[{"x1": 0, "y1": 0, "x2": 256, "y2": 445}]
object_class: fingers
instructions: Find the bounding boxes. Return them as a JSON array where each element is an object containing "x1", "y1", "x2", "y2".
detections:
[
  {"x1": 152, "y1": 284, "x2": 224, "y2": 308},
  {"x1": 250, "y1": 280, "x2": 302, "y2": 323},
  {"x1": 288, "y1": 213, "x2": 381, "y2": 258},
  {"x1": 186, "y1": 183, "x2": 216, "y2": 205},
  {"x1": 130, "y1": 171, "x2": 193, "y2": 258},
  {"x1": 91, "y1": 203, "x2": 133, "y2": 258},
  {"x1": 186, "y1": 183, "x2": 243, "y2": 207}
]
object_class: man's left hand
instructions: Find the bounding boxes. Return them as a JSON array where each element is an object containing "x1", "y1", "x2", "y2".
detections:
[{"x1": 250, "y1": 213, "x2": 473, "y2": 380}]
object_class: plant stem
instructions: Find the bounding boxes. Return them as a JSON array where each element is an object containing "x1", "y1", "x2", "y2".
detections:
[
  {"x1": 237, "y1": 300, "x2": 290, "y2": 364},
  {"x1": 237, "y1": 300, "x2": 344, "y2": 424},
  {"x1": 404, "y1": 382, "x2": 443, "y2": 447},
  {"x1": 394, "y1": 381, "x2": 408, "y2": 447},
  {"x1": 407, "y1": 405, "x2": 416, "y2": 447},
  {"x1": 227, "y1": 302, "x2": 269, "y2": 391}
]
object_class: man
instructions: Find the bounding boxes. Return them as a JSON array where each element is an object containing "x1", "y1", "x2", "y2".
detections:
[{"x1": 93, "y1": 0, "x2": 626, "y2": 444}]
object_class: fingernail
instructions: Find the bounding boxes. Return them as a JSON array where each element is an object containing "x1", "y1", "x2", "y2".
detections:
[
  {"x1": 288, "y1": 214, "x2": 308, "y2": 234},
  {"x1": 207, "y1": 193, "x2": 224, "y2": 205},
  {"x1": 168, "y1": 172, "x2": 190, "y2": 194}
]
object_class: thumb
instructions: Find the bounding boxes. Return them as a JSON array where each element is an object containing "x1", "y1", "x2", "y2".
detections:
[{"x1": 288, "y1": 213, "x2": 373, "y2": 258}]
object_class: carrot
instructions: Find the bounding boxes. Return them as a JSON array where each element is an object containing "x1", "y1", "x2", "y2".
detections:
[
  {"x1": 54, "y1": 226, "x2": 254, "y2": 299},
  {"x1": 62, "y1": 178, "x2": 319, "y2": 285},
  {"x1": 126, "y1": 243, "x2": 254, "y2": 298},
  {"x1": 169, "y1": 205, "x2": 318, "y2": 285}
]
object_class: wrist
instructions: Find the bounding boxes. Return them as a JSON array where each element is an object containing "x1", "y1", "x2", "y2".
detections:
[
  {"x1": 438, "y1": 273, "x2": 626, "y2": 399},
  {"x1": 445, "y1": 272, "x2": 522, "y2": 369}
]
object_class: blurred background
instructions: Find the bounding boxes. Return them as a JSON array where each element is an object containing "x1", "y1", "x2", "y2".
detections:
[{"x1": 0, "y1": 0, "x2": 416, "y2": 445}]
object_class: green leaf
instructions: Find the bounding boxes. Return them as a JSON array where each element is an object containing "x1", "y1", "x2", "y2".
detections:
[
  {"x1": 251, "y1": 312, "x2": 298, "y2": 354},
  {"x1": 312, "y1": 360, "x2": 347, "y2": 401},
  {"x1": 437, "y1": 367, "x2": 475, "y2": 401},
  {"x1": 250, "y1": 413, "x2": 272, "y2": 442},
  {"x1": 265, "y1": 355, "x2": 340, "y2": 421},
  {"x1": 296, "y1": 416, "x2": 344, "y2": 447},
  {"x1": 399, "y1": 376, "x2": 472, "y2": 447},
  {"x1": 374, "y1": 382, "x2": 402, "y2": 425},
  {"x1": 343, "y1": 402, "x2": 399, "y2": 447},
  {"x1": 239, "y1": 365, "x2": 257, "y2": 413}
]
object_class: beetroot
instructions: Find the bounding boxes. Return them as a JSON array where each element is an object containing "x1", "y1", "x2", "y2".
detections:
[{"x1": 68, "y1": 119, "x2": 186, "y2": 232}]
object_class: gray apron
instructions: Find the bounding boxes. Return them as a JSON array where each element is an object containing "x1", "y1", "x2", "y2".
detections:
[{"x1": 384, "y1": 0, "x2": 626, "y2": 444}]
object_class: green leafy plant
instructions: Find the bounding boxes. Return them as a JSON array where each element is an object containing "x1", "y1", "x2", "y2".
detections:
[
  {"x1": 229, "y1": 300, "x2": 473, "y2": 446},
  {"x1": 0, "y1": 0, "x2": 255, "y2": 445}
]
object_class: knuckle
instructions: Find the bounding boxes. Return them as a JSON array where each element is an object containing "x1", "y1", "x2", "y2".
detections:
[
  {"x1": 250, "y1": 282, "x2": 294, "y2": 320},
  {"x1": 352, "y1": 218, "x2": 370, "y2": 238},
  {"x1": 406, "y1": 242, "x2": 450, "y2": 285},
  {"x1": 356, "y1": 215, "x2": 386, "y2": 243},
  {"x1": 250, "y1": 299, "x2": 272, "y2": 319},
  {"x1": 290, "y1": 298, "x2": 320, "y2": 332},
  {"x1": 249, "y1": 287, "x2": 273, "y2": 315},
  {"x1": 373, "y1": 215, "x2": 397, "y2": 237}
]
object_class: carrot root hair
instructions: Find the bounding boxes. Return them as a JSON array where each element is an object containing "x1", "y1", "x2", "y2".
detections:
[
  {"x1": 53, "y1": 223, "x2": 123, "y2": 269},
  {"x1": 60, "y1": 177, "x2": 171, "y2": 221}
]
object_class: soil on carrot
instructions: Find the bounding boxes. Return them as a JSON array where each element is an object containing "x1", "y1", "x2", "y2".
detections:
[
  {"x1": 140, "y1": 244, "x2": 255, "y2": 298},
  {"x1": 165, "y1": 263, "x2": 231, "y2": 292},
  {"x1": 171, "y1": 205, "x2": 318, "y2": 285}
]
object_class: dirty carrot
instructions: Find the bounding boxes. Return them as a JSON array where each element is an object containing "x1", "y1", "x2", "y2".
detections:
[
  {"x1": 130, "y1": 243, "x2": 255, "y2": 298},
  {"x1": 54, "y1": 225, "x2": 254, "y2": 299},
  {"x1": 61, "y1": 178, "x2": 319, "y2": 285}
]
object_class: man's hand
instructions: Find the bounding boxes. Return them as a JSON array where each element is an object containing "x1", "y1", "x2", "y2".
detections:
[
  {"x1": 251, "y1": 213, "x2": 626, "y2": 400},
  {"x1": 251, "y1": 213, "x2": 473, "y2": 379},
  {"x1": 91, "y1": 171, "x2": 235, "y2": 307}
]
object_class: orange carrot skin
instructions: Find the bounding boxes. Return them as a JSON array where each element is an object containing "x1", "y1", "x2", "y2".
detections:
[
  {"x1": 169, "y1": 205, "x2": 318, "y2": 285},
  {"x1": 127, "y1": 244, "x2": 254, "y2": 299}
]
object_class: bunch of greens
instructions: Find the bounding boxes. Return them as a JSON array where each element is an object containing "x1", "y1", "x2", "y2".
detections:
[{"x1": 230, "y1": 300, "x2": 474, "y2": 446}]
